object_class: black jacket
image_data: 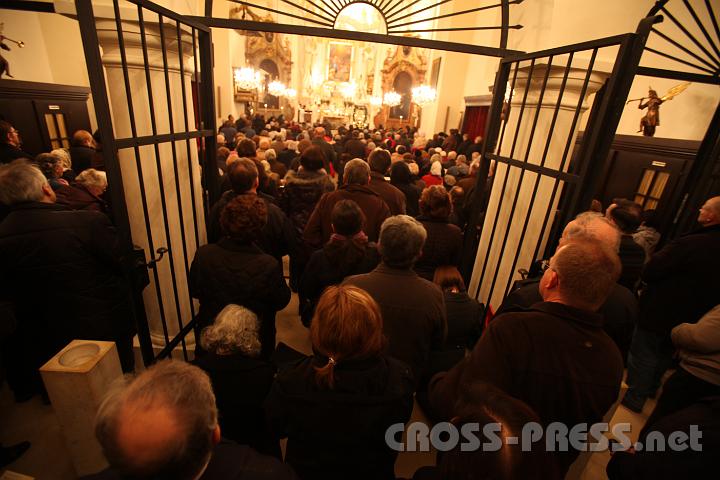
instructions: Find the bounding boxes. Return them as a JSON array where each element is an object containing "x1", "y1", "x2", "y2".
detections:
[
  {"x1": 207, "y1": 191, "x2": 295, "y2": 261},
  {"x1": 278, "y1": 169, "x2": 335, "y2": 252},
  {"x1": 194, "y1": 352, "x2": 277, "y2": 455},
  {"x1": 265, "y1": 355, "x2": 414, "y2": 480},
  {"x1": 414, "y1": 216, "x2": 463, "y2": 281},
  {"x1": 429, "y1": 302, "x2": 624, "y2": 476},
  {"x1": 82, "y1": 440, "x2": 298, "y2": 480},
  {"x1": 618, "y1": 234, "x2": 646, "y2": 291},
  {"x1": 189, "y1": 239, "x2": 291, "y2": 356},
  {"x1": 638, "y1": 224, "x2": 720, "y2": 334},
  {"x1": 0, "y1": 143, "x2": 31, "y2": 164},
  {"x1": 311, "y1": 138, "x2": 337, "y2": 172},
  {"x1": 0, "y1": 202, "x2": 135, "y2": 390},
  {"x1": 298, "y1": 239, "x2": 379, "y2": 324},
  {"x1": 69, "y1": 145, "x2": 96, "y2": 174}
]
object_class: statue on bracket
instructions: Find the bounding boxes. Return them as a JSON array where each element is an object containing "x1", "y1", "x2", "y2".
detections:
[
  {"x1": 0, "y1": 24, "x2": 25, "y2": 79},
  {"x1": 627, "y1": 82, "x2": 691, "y2": 137}
]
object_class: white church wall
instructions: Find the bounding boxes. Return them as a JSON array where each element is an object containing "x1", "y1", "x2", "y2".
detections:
[{"x1": 503, "y1": 0, "x2": 718, "y2": 141}]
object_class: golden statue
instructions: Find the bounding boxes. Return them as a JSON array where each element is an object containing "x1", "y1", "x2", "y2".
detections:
[{"x1": 627, "y1": 82, "x2": 691, "y2": 137}]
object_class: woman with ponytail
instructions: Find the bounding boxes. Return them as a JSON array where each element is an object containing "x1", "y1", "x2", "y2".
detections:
[
  {"x1": 298, "y1": 199, "x2": 379, "y2": 326},
  {"x1": 265, "y1": 285, "x2": 414, "y2": 480}
]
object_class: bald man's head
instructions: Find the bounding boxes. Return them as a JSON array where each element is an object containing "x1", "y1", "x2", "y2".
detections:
[
  {"x1": 96, "y1": 361, "x2": 219, "y2": 480},
  {"x1": 698, "y1": 196, "x2": 720, "y2": 227},
  {"x1": 560, "y1": 212, "x2": 621, "y2": 252}
]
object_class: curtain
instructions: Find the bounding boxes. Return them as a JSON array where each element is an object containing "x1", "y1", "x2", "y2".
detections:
[{"x1": 462, "y1": 106, "x2": 489, "y2": 140}]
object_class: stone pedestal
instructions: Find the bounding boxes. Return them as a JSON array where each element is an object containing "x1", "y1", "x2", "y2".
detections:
[
  {"x1": 40, "y1": 340, "x2": 123, "y2": 476},
  {"x1": 469, "y1": 61, "x2": 611, "y2": 309}
]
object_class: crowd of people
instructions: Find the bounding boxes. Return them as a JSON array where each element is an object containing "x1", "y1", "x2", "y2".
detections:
[{"x1": 1, "y1": 114, "x2": 719, "y2": 478}]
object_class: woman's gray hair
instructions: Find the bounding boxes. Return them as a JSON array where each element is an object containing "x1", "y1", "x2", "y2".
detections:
[
  {"x1": 51, "y1": 148, "x2": 72, "y2": 170},
  {"x1": 75, "y1": 168, "x2": 107, "y2": 190},
  {"x1": 378, "y1": 215, "x2": 427, "y2": 269},
  {"x1": 0, "y1": 160, "x2": 47, "y2": 205},
  {"x1": 200, "y1": 304, "x2": 262, "y2": 356},
  {"x1": 286, "y1": 140, "x2": 298, "y2": 152},
  {"x1": 264, "y1": 148, "x2": 277, "y2": 161}
]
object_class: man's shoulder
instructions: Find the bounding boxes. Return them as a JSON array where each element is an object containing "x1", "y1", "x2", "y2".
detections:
[{"x1": 202, "y1": 441, "x2": 298, "y2": 480}]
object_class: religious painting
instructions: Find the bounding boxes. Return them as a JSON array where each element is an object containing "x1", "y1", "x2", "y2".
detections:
[
  {"x1": 327, "y1": 42, "x2": 353, "y2": 82},
  {"x1": 430, "y1": 57, "x2": 441, "y2": 89}
]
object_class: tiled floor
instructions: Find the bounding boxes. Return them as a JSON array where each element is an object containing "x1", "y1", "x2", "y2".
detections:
[{"x1": 0, "y1": 286, "x2": 656, "y2": 479}]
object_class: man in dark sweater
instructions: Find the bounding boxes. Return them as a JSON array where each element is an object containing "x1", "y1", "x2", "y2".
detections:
[
  {"x1": 85, "y1": 361, "x2": 297, "y2": 480},
  {"x1": 344, "y1": 215, "x2": 446, "y2": 387},
  {"x1": 429, "y1": 239, "x2": 624, "y2": 477}
]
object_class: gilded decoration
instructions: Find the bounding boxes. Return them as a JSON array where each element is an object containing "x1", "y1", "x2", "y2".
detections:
[
  {"x1": 375, "y1": 45, "x2": 428, "y2": 129},
  {"x1": 230, "y1": 6, "x2": 293, "y2": 108}
]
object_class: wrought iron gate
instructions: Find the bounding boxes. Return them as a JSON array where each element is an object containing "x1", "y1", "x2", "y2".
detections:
[
  {"x1": 76, "y1": 0, "x2": 218, "y2": 365},
  {"x1": 467, "y1": 17, "x2": 658, "y2": 310}
]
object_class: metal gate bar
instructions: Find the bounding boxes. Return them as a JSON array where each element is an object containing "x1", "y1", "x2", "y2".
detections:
[
  {"x1": 76, "y1": 0, "x2": 217, "y2": 365},
  {"x1": 469, "y1": 17, "x2": 658, "y2": 309}
]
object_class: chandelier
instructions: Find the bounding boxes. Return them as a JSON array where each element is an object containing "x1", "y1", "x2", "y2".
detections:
[
  {"x1": 370, "y1": 96, "x2": 383, "y2": 106},
  {"x1": 285, "y1": 88, "x2": 297, "y2": 98},
  {"x1": 268, "y1": 80, "x2": 286, "y2": 97},
  {"x1": 383, "y1": 91, "x2": 402, "y2": 107},
  {"x1": 411, "y1": 85, "x2": 436, "y2": 106},
  {"x1": 234, "y1": 67, "x2": 261, "y2": 90},
  {"x1": 339, "y1": 81, "x2": 357, "y2": 100}
]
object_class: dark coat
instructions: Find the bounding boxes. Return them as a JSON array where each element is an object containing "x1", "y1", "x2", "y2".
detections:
[
  {"x1": 638, "y1": 224, "x2": 720, "y2": 335},
  {"x1": 55, "y1": 183, "x2": 108, "y2": 214},
  {"x1": 194, "y1": 352, "x2": 277, "y2": 454},
  {"x1": 207, "y1": 191, "x2": 295, "y2": 262},
  {"x1": 82, "y1": 440, "x2": 298, "y2": 480},
  {"x1": 428, "y1": 302, "x2": 624, "y2": 476},
  {"x1": 298, "y1": 239, "x2": 379, "y2": 325},
  {"x1": 497, "y1": 280, "x2": 638, "y2": 362},
  {"x1": 391, "y1": 181, "x2": 422, "y2": 217},
  {"x1": 0, "y1": 202, "x2": 135, "y2": 392},
  {"x1": 618, "y1": 234, "x2": 646, "y2": 291},
  {"x1": 0, "y1": 143, "x2": 31, "y2": 164},
  {"x1": 429, "y1": 291, "x2": 484, "y2": 374},
  {"x1": 304, "y1": 185, "x2": 391, "y2": 248},
  {"x1": 278, "y1": 169, "x2": 335, "y2": 249},
  {"x1": 311, "y1": 138, "x2": 337, "y2": 172},
  {"x1": 414, "y1": 216, "x2": 463, "y2": 281},
  {"x1": 69, "y1": 145, "x2": 96, "y2": 174},
  {"x1": 189, "y1": 239, "x2": 291, "y2": 357},
  {"x1": 343, "y1": 264, "x2": 446, "y2": 386},
  {"x1": 368, "y1": 172, "x2": 406, "y2": 215},
  {"x1": 265, "y1": 355, "x2": 414, "y2": 480},
  {"x1": 344, "y1": 138, "x2": 367, "y2": 159},
  {"x1": 606, "y1": 396, "x2": 720, "y2": 480},
  {"x1": 277, "y1": 149, "x2": 297, "y2": 170}
]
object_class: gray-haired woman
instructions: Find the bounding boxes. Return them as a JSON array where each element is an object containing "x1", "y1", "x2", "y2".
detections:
[{"x1": 193, "y1": 304, "x2": 278, "y2": 457}]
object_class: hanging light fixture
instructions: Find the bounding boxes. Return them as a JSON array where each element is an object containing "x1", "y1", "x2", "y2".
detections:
[
  {"x1": 268, "y1": 80, "x2": 286, "y2": 97},
  {"x1": 411, "y1": 85, "x2": 437, "y2": 106},
  {"x1": 370, "y1": 95, "x2": 383, "y2": 106},
  {"x1": 284, "y1": 88, "x2": 297, "y2": 98},
  {"x1": 339, "y1": 81, "x2": 358, "y2": 100},
  {"x1": 383, "y1": 90, "x2": 402, "y2": 107},
  {"x1": 234, "y1": 67, "x2": 261, "y2": 90}
]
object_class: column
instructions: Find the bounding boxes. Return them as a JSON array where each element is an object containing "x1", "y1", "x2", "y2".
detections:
[{"x1": 469, "y1": 60, "x2": 611, "y2": 309}]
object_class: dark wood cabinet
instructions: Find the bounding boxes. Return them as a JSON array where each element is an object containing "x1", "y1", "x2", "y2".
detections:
[{"x1": 0, "y1": 79, "x2": 92, "y2": 157}]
